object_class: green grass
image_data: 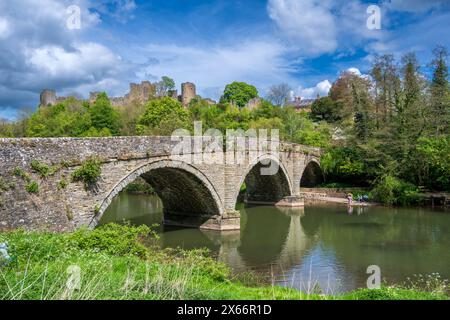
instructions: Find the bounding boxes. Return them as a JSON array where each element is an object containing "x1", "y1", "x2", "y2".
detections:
[{"x1": 0, "y1": 224, "x2": 447, "y2": 300}]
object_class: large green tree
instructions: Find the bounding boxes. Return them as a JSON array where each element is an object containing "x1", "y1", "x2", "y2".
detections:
[
  {"x1": 429, "y1": 46, "x2": 450, "y2": 135},
  {"x1": 220, "y1": 82, "x2": 258, "y2": 108},
  {"x1": 137, "y1": 97, "x2": 189, "y2": 135},
  {"x1": 89, "y1": 93, "x2": 120, "y2": 135}
]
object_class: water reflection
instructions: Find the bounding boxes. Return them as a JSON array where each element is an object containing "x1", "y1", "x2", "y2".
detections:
[{"x1": 101, "y1": 193, "x2": 450, "y2": 293}]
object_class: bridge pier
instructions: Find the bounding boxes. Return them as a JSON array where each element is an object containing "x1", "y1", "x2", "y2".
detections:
[
  {"x1": 243, "y1": 196, "x2": 304, "y2": 207},
  {"x1": 163, "y1": 210, "x2": 240, "y2": 231},
  {"x1": 275, "y1": 196, "x2": 305, "y2": 207}
]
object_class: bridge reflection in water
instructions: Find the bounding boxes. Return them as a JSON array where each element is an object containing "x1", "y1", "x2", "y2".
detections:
[{"x1": 101, "y1": 194, "x2": 450, "y2": 294}]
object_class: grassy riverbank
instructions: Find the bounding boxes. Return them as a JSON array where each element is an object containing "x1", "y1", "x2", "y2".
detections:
[{"x1": 0, "y1": 224, "x2": 447, "y2": 300}]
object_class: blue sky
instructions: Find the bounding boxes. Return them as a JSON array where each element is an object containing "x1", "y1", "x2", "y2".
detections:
[{"x1": 0, "y1": 0, "x2": 449, "y2": 119}]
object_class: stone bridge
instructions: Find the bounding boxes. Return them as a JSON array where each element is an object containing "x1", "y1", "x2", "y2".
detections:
[{"x1": 0, "y1": 136, "x2": 322, "y2": 232}]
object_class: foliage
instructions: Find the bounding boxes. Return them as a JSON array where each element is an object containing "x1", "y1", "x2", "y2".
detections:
[
  {"x1": 71, "y1": 158, "x2": 102, "y2": 188},
  {"x1": 371, "y1": 175, "x2": 420, "y2": 206},
  {"x1": 12, "y1": 167, "x2": 30, "y2": 182},
  {"x1": 26, "y1": 98, "x2": 91, "y2": 137},
  {"x1": 320, "y1": 146, "x2": 367, "y2": 185},
  {"x1": 156, "y1": 76, "x2": 176, "y2": 97},
  {"x1": 58, "y1": 178, "x2": 68, "y2": 190},
  {"x1": 310, "y1": 97, "x2": 342, "y2": 122},
  {"x1": 30, "y1": 160, "x2": 50, "y2": 178},
  {"x1": 220, "y1": 82, "x2": 258, "y2": 108},
  {"x1": 266, "y1": 83, "x2": 291, "y2": 106},
  {"x1": 137, "y1": 97, "x2": 189, "y2": 134},
  {"x1": 89, "y1": 93, "x2": 120, "y2": 135},
  {"x1": 343, "y1": 287, "x2": 446, "y2": 300},
  {"x1": 0, "y1": 226, "x2": 446, "y2": 300},
  {"x1": 0, "y1": 176, "x2": 14, "y2": 193},
  {"x1": 25, "y1": 181, "x2": 39, "y2": 194},
  {"x1": 124, "y1": 179, "x2": 155, "y2": 194},
  {"x1": 69, "y1": 223, "x2": 150, "y2": 258},
  {"x1": 415, "y1": 136, "x2": 450, "y2": 191}
]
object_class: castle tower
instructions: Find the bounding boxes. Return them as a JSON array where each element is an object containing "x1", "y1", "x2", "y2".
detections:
[
  {"x1": 40, "y1": 89, "x2": 56, "y2": 107},
  {"x1": 181, "y1": 82, "x2": 196, "y2": 106}
]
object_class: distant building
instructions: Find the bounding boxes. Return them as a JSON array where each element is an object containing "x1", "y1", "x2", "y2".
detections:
[
  {"x1": 40, "y1": 80, "x2": 204, "y2": 108},
  {"x1": 180, "y1": 82, "x2": 196, "y2": 106},
  {"x1": 39, "y1": 89, "x2": 57, "y2": 107},
  {"x1": 286, "y1": 97, "x2": 315, "y2": 111}
]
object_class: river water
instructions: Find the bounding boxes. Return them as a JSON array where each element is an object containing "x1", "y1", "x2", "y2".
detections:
[{"x1": 100, "y1": 193, "x2": 450, "y2": 294}]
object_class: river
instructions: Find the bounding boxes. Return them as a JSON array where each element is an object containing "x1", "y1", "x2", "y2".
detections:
[{"x1": 100, "y1": 193, "x2": 450, "y2": 294}]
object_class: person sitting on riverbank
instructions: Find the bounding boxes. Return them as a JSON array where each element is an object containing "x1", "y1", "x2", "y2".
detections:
[{"x1": 347, "y1": 193, "x2": 353, "y2": 205}]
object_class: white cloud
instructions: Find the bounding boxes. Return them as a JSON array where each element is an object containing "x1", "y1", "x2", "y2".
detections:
[
  {"x1": 28, "y1": 43, "x2": 123, "y2": 80},
  {"x1": 0, "y1": 0, "x2": 134, "y2": 117},
  {"x1": 0, "y1": 18, "x2": 10, "y2": 38},
  {"x1": 267, "y1": 0, "x2": 337, "y2": 55},
  {"x1": 296, "y1": 80, "x2": 332, "y2": 99},
  {"x1": 267, "y1": 0, "x2": 385, "y2": 56},
  {"x1": 346, "y1": 67, "x2": 362, "y2": 76},
  {"x1": 136, "y1": 41, "x2": 296, "y2": 100}
]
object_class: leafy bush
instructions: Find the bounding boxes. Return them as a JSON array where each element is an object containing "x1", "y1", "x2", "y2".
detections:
[
  {"x1": 320, "y1": 146, "x2": 368, "y2": 185},
  {"x1": 0, "y1": 176, "x2": 14, "y2": 193},
  {"x1": 124, "y1": 181, "x2": 155, "y2": 194},
  {"x1": 137, "y1": 97, "x2": 189, "y2": 134},
  {"x1": 220, "y1": 82, "x2": 258, "y2": 108},
  {"x1": 58, "y1": 179, "x2": 68, "y2": 189},
  {"x1": 69, "y1": 223, "x2": 151, "y2": 258},
  {"x1": 344, "y1": 287, "x2": 447, "y2": 300},
  {"x1": 25, "y1": 181, "x2": 39, "y2": 194},
  {"x1": 416, "y1": 136, "x2": 450, "y2": 191},
  {"x1": 30, "y1": 160, "x2": 50, "y2": 178},
  {"x1": 71, "y1": 158, "x2": 102, "y2": 188},
  {"x1": 371, "y1": 175, "x2": 420, "y2": 205},
  {"x1": 12, "y1": 167, "x2": 30, "y2": 182}
]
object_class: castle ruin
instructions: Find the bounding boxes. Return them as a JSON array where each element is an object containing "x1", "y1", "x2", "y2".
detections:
[
  {"x1": 41, "y1": 80, "x2": 197, "y2": 108},
  {"x1": 181, "y1": 82, "x2": 196, "y2": 106}
]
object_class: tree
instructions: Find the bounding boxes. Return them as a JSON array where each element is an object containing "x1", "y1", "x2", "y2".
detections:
[
  {"x1": 89, "y1": 93, "x2": 120, "y2": 135},
  {"x1": 429, "y1": 46, "x2": 449, "y2": 135},
  {"x1": 137, "y1": 97, "x2": 189, "y2": 134},
  {"x1": 352, "y1": 80, "x2": 372, "y2": 143},
  {"x1": 329, "y1": 71, "x2": 363, "y2": 121},
  {"x1": 310, "y1": 97, "x2": 342, "y2": 122},
  {"x1": 220, "y1": 82, "x2": 258, "y2": 108},
  {"x1": 156, "y1": 76, "x2": 176, "y2": 97},
  {"x1": 371, "y1": 54, "x2": 401, "y2": 128},
  {"x1": 267, "y1": 83, "x2": 291, "y2": 106}
]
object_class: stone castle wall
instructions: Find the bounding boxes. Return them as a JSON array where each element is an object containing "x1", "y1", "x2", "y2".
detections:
[{"x1": 43, "y1": 80, "x2": 197, "y2": 108}]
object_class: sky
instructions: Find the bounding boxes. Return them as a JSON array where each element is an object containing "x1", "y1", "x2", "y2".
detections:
[{"x1": 0, "y1": 0, "x2": 449, "y2": 120}]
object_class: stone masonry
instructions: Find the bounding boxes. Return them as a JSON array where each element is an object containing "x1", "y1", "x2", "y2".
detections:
[
  {"x1": 43, "y1": 81, "x2": 198, "y2": 108},
  {"x1": 0, "y1": 137, "x2": 321, "y2": 232}
]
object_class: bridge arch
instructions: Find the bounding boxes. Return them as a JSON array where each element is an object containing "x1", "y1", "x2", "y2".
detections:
[
  {"x1": 231, "y1": 153, "x2": 294, "y2": 208},
  {"x1": 89, "y1": 159, "x2": 225, "y2": 228},
  {"x1": 300, "y1": 158, "x2": 324, "y2": 188}
]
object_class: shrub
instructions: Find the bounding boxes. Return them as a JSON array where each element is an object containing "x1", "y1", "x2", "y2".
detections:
[
  {"x1": 25, "y1": 181, "x2": 39, "y2": 194},
  {"x1": 371, "y1": 175, "x2": 420, "y2": 205},
  {"x1": 124, "y1": 180, "x2": 155, "y2": 194},
  {"x1": 69, "y1": 223, "x2": 151, "y2": 258},
  {"x1": 0, "y1": 177, "x2": 14, "y2": 193},
  {"x1": 12, "y1": 167, "x2": 30, "y2": 182},
  {"x1": 58, "y1": 179, "x2": 68, "y2": 189},
  {"x1": 71, "y1": 158, "x2": 102, "y2": 188},
  {"x1": 30, "y1": 160, "x2": 50, "y2": 178}
]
